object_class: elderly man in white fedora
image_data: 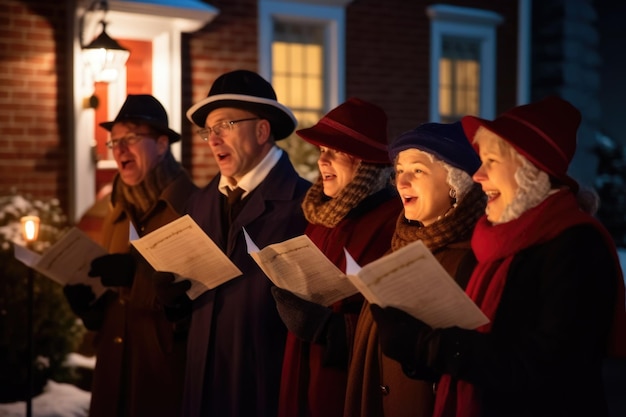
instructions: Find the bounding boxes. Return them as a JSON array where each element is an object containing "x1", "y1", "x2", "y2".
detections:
[{"x1": 153, "y1": 69, "x2": 311, "y2": 417}]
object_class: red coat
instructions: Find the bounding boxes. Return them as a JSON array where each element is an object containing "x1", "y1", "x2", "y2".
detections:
[{"x1": 278, "y1": 189, "x2": 403, "y2": 417}]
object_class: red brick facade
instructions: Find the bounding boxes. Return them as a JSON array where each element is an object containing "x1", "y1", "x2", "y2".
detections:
[
  {"x1": 2, "y1": 0, "x2": 70, "y2": 208},
  {"x1": 3, "y1": 0, "x2": 519, "y2": 220}
]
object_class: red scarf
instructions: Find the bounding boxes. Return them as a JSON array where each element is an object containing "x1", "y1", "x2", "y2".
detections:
[{"x1": 433, "y1": 190, "x2": 626, "y2": 417}]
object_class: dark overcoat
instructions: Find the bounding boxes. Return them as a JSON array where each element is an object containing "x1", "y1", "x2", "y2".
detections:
[
  {"x1": 182, "y1": 152, "x2": 310, "y2": 417},
  {"x1": 278, "y1": 188, "x2": 403, "y2": 417},
  {"x1": 434, "y1": 224, "x2": 618, "y2": 417},
  {"x1": 88, "y1": 172, "x2": 198, "y2": 417}
]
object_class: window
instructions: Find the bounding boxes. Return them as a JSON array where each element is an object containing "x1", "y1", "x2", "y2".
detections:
[
  {"x1": 272, "y1": 21, "x2": 326, "y2": 129},
  {"x1": 259, "y1": 0, "x2": 349, "y2": 179},
  {"x1": 439, "y1": 37, "x2": 481, "y2": 122},
  {"x1": 427, "y1": 4, "x2": 503, "y2": 122}
]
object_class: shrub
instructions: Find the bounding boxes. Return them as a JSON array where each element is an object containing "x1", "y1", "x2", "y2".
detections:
[
  {"x1": 0, "y1": 192, "x2": 87, "y2": 402},
  {"x1": 592, "y1": 132, "x2": 626, "y2": 248}
]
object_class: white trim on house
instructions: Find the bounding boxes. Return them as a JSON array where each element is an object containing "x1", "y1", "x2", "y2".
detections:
[
  {"x1": 517, "y1": 0, "x2": 532, "y2": 105},
  {"x1": 70, "y1": 0, "x2": 217, "y2": 223},
  {"x1": 426, "y1": 4, "x2": 503, "y2": 122}
]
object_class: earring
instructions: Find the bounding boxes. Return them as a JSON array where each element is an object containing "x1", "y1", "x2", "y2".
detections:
[{"x1": 449, "y1": 188, "x2": 458, "y2": 210}]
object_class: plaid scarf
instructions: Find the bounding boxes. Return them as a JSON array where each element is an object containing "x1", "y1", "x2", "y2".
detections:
[
  {"x1": 391, "y1": 183, "x2": 486, "y2": 253},
  {"x1": 302, "y1": 163, "x2": 393, "y2": 228}
]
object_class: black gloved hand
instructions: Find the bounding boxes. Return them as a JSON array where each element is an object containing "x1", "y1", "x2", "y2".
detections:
[
  {"x1": 88, "y1": 253, "x2": 136, "y2": 287},
  {"x1": 271, "y1": 286, "x2": 333, "y2": 344},
  {"x1": 153, "y1": 271, "x2": 192, "y2": 322},
  {"x1": 63, "y1": 284, "x2": 96, "y2": 316},
  {"x1": 63, "y1": 283, "x2": 114, "y2": 330},
  {"x1": 370, "y1": 304, "x2": 437, "y2": 372}
]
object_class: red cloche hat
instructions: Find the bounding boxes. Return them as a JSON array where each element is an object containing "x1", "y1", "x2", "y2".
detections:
[
  {"x1": 296, "y1": 97, "x2": 390, "y2": 164},
  {"x1": 462, "y1": 96, "x2": 581, "y2": 191}
]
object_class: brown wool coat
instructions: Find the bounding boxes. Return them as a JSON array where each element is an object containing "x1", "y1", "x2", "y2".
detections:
[
  {"x1": 344, "y1": 242, "x2": 476, "y2": 417},
  {"x1": 87, "y1": 172, "x2": 198, "y2": 417}
]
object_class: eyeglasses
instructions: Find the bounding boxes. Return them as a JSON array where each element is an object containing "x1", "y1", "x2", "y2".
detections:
[
  {"x1": 106, "y1": 132, "x2": 152, "y2": 149},
  {"x1": 196, "y1": 118, "x2": 260, "y2": 141}
]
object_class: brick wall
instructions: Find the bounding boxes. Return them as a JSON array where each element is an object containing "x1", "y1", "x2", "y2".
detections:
[
  {"x1": 1, "y1": 0, "x2": 69, "y2": 210},
  {"x1": 346, "y1": 0, "x2": 433, "y2": 140}
]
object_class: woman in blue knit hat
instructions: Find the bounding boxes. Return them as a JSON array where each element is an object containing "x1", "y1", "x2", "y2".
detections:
[{"x1": 345, "y1": 121, "x2": 486, "y2": 417}]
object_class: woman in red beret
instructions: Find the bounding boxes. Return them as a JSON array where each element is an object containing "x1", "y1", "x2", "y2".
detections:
[{"x1": 271, "y1": 97, "x2": 403, "y2": 417}]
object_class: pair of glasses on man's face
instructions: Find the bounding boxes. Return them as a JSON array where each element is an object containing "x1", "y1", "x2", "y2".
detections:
[
  {"x1": 196, "y1": 117, "x2": 260, "y2": 141},
  {"x1": 105, "y1": 132, "x2": 153, "y2": 149}
]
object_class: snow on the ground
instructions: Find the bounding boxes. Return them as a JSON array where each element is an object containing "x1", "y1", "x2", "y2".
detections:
[
  {"x1": 0, "y1": 353, "x2": 93, "y2": 417},
  {"x1": 0, "y1": 380, "x2": 90, "y2": 417},
  {"x1": 64, "y1": 353, "x2": 95, "y2": 370}
]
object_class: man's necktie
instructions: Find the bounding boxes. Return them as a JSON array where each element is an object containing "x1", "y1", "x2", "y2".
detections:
[{"x1": 226, "y1": 187, "x2": 245, "y2": 222}]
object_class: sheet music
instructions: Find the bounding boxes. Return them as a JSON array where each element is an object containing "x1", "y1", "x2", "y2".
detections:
[
  {"x1": 246, "y1": 231, "x2": 488, "y2": 329},
  {"x1": 131, "y1": 215, "x2": 242, "y2": 299},
  {"x1": 13, "y1": 227, "x2": 108, "y2": 299},
  {"x1": 346, "y1": 240, "x2": 489, "y2": 329},
  {"x1": 244, "y1": 229, "x2": 358, "y2": 306}
]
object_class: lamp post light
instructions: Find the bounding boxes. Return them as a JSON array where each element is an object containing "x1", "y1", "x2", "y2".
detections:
[
  {"x1": 21, "y1": 216, "x2": 40, "y2": 243},
  {"x1": 20, "y1": 215, "x2": 40, "y2": 417}
]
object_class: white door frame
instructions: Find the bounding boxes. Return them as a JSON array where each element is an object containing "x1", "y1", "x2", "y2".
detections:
[{"x1": 70, "y1": 0, "x2": 217, "y2": 223}]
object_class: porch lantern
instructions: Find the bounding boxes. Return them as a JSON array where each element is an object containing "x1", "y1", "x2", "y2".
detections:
[{"x1": 80, "y1": 0, "x2": 130, "y2": 83}]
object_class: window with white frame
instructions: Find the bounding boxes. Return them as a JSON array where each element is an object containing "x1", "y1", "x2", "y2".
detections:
[
  {"x1": 427, "y1": 4, "x2": 503, "y2": 122},
  {"x1": 259, "y1": 0, "x2": 350, "y2": 179},
  {"x1": 272, "y1": 20, "x2": 326, "y2": 129},
  {"x1": 439, "y1": 37, "x2": 481, "y2": 122}
]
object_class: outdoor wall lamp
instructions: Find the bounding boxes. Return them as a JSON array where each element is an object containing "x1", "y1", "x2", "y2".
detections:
[
  {"x1": 80, "y1": 0, "x2": 130, "y2": 84},
  {"x1": 20, "y1": 215, "x2": 39, "y2": 417}
]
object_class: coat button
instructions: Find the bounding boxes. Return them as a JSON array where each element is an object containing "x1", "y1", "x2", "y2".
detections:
[
  {"x1": 113, "y1": 337, "x2": 123, "y2": 344},
  {"x1": 380, "y1": 385, "x2": 390, "y2": 395}
]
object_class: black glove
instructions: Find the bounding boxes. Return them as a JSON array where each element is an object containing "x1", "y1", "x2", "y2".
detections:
[
  {"x1": 152, "y1": 271, "x2": 192, "y2": 322},
  {"x1": 63, "y1": 284, "x2": 114, "y2": 330},
  {"x1": 370, "y1": 304, "x2": 440, "y2": 377},
  {"x1": 88, "y1": 253, "x2": 135, "y2": 287},
  {"x1": 271, "y1": 286, "x2": 333, "y2": 344},
  {"x1": 63, "y1": 284, "x2": 96, "y2": 316}
]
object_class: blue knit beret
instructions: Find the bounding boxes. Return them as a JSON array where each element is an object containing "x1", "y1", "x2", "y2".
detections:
[{"x1": 388, "y1": 121, "x2": 481, "y2": 175}]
